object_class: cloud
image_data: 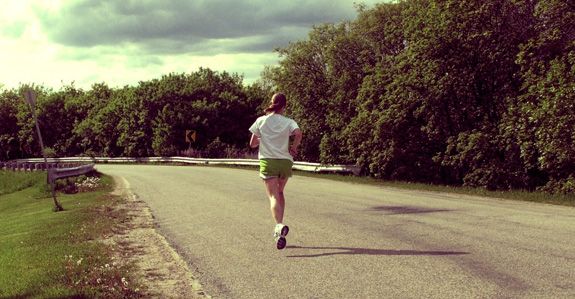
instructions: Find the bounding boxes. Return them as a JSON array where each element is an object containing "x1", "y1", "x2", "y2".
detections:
[
  {"x1": 55, "y1": 44, "x2": 163, "y2": 68},
  {"x1": 34, "y1": 0, "x2": 365, "y2": 55},
  {"x1": 1, "y1": 0, "x2": 383, "y2": 89}
]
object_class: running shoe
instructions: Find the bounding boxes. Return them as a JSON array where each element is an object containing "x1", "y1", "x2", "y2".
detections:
[{"x1": 274, "y1": 224, "x2": 289, "y2": 250}]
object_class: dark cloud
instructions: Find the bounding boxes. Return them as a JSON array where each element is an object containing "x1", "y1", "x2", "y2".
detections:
[
  {"x1": 35, "y1": 0, "x2": 366, "y2": 55},
  {"x1": 130, "y1": 25, "x2": 309, "y2": 56}
]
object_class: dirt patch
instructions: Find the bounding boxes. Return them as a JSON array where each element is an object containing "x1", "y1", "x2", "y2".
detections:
[{"x1": 107, "y1": 176, "x2": 210, "y2": 298}]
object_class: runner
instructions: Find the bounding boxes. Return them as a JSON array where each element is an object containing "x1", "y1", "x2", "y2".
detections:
[{"x1": 249, "y1": 92, "x2": 302, "y2": 250}]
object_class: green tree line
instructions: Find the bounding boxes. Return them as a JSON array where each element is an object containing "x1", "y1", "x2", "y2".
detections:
[
  {"x1": 0, "y1": 68, "x2": 269, "y2": 161},
  {"x1": 1, "y1": 0, "x2": 573, "y2": 194},
  {"x1": 265, "y1": 0, "x2": 574, "y2": 194}
]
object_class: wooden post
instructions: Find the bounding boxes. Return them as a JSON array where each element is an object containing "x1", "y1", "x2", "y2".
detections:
[{"x1": 24, "y1": 88, "x2": 63, "y2": 212}]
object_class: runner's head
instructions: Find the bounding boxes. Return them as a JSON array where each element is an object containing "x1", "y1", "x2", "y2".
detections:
[{"x1": 265, "y1": 93, "x2": 287, "y2": 114}]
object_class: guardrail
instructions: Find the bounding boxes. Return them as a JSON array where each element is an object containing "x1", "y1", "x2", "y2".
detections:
[
  {"x1": 0, "y1": 159, "x2": 95, "y2": 211},
  {"x1": 0, "y1": 161, "x2": 83, "y2": 171},
  {"x1": 2, "y1": 157, "x2": 361, "y2": 175},
  {"x1": 47, "y1": 164, "x2": 95, "y2": 184}
]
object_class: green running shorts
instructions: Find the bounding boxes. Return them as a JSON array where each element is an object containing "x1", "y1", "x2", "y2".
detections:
[{"x1": 259, "y1": 159, "x2": 293, "y2": 180}]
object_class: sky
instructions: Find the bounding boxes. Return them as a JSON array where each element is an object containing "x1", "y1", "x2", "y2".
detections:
[{"x1": 0, "y1": 0, "x2": 383, "y2": 90}]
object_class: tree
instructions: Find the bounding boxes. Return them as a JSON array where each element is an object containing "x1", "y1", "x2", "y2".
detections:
[
  {"x1": 271, "y1": 24, "x2": 348, "y2": 162},
  {"x1": 75, "y1": 85, "x2": 129, "y2": 157},
  {"x1": 511, "y1": 0, "x2": 575, "y2": 193},
  {"x1": 0, "y1": 89, "x2": 23, "y2": 160}
]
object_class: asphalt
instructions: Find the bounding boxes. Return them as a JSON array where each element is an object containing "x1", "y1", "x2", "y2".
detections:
[{"x1": 97, "y1": 164, "x2": 575, "y2": 298}]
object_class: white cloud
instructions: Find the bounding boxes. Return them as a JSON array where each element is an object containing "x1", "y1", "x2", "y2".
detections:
[{"x1": 0, "y1": 0, "x2": 384, "y2": 90}]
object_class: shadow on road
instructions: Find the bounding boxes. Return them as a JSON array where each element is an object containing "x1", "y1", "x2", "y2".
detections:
[
  {"x1": 369, "y1": 205, "x2": 453, "y2": 215},
  {"x1": 285, "y1": 245, "x2": 469, "y2": 258}
]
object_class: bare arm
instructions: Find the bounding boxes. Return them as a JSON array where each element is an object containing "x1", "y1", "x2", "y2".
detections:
[
  {"x1": 249, "y1": 133, "x2": 260, "y2": 148},
  {"x1": 289, "y1": 128, "x2": 302, "y2": 157}
]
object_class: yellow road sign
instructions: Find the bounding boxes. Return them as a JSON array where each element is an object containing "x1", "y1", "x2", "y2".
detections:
[{"x1": 185, "y1": 130, "x2": 197, "y2": 143}]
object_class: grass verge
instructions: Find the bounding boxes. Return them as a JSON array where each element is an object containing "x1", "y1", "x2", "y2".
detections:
[
  {"x1": 0, "y1": 171, "x2": 46, "y2": 196},
  {"x1": 0, "y1": 170, "x2": 144, "y2": 298}
]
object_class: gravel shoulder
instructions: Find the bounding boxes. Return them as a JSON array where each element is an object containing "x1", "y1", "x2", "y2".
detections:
[{"x1": 108, "y1": 176, "x2": 210, "y2": 298}]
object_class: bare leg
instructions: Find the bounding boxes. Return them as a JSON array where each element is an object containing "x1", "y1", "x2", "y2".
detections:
[
  {"x1": 265, "y1": 177, "x2": 290, "y2": 249},
  {"x1": 277, "y1": 178, "x2": 289, "y2": 213},
  {"x1": 264, "y1": 178, "x2": 284, "y2": 224}
]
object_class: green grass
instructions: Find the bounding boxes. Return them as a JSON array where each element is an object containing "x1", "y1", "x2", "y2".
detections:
[
  {"x1": 0, "y1": 171, "x2": 46, "y2": 196},
  {"x1": 0, "y1": 171, "x2": 143, "y2": 298}
]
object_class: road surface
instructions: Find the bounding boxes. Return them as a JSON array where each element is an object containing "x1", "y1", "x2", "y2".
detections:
[{"x1": 97, "y1": 164, "x2": 575, "y2": 298}]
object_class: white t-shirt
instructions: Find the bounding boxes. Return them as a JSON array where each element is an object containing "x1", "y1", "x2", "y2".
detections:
[{"x1": 249, "y1": 113, "x2": 299, "y2": 161}]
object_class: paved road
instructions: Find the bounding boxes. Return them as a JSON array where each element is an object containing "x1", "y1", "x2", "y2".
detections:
[{"x1": 97, "y1": 164, "x2": 575, "y2": 298}]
